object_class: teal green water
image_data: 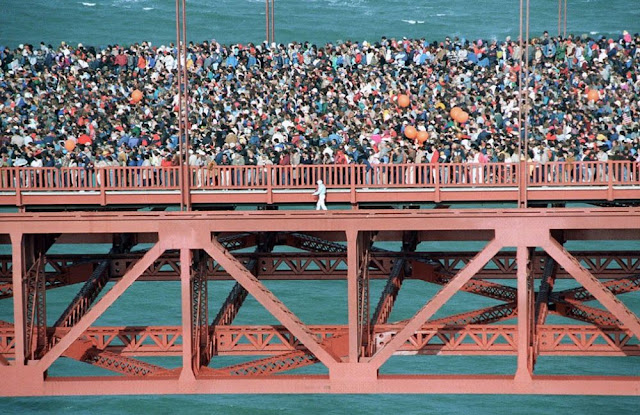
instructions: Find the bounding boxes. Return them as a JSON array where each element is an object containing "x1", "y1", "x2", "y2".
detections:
[
  {"x1": 1, "y1": 0, "x2": 640, "y2": 411},
  {"x1": 1, "y1": 0, "x2": 639, "y2": 49}
]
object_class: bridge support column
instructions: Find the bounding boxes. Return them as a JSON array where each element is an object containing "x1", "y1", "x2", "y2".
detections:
[
  {"x1": 346, "y1": 230, "x2": 375, "y2": 362},
  {"x1": 10, "y1": 232, "x2": 25, "y2": 367},
  {"x1": 179, "y1": 248, "x2": 195, "y2": 381},
  {"x1": 515, "y1": 245, "x2": 534, "y2": 381}
]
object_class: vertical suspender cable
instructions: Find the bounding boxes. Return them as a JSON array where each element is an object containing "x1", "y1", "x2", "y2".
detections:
[
  {"x1": 175, "y1": 0, "x2": 184, "y2": 211},
  {"x1": 266, "y1": 0, "x2": 270, "y2": 43},
  {"x1": 271, "y1": 0, "x2": 275, "y2": 45},
  {"x1": 563, "y1": 0, "x2": 567, "y2": 38},
  {"x1": 558, "y1": 0, "x2": 561, "y2": 37},
  {"x1": 517, "y1": 0, "x2": 524, "y2": 208},
  {"x1": 523, "y1": 0, "x2": 530, "y2": 208},
  {"x1": 182, "y1": 0, "x2": 191, "y2": 210}
]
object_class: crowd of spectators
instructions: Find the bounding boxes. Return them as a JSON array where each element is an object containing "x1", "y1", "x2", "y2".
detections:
[{"x1": 0, "y1": 30, "x2": 639, "y2": 184}]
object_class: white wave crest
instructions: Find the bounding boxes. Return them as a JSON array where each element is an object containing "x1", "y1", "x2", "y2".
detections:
[
  {"x1": 402, "y1": 19, "x2": 425, "y2": 25},
  {"x1": 82, "y1": 2, "x2": 96, "y2": 6}
]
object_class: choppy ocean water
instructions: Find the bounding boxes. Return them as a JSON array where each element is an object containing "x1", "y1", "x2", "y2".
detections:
[
  {"x1": 1, "y1": 0, "x2": 639, "y2": 48},
  {"x1": 1, "y1": 0, "x2": 640, "y2": 412}
]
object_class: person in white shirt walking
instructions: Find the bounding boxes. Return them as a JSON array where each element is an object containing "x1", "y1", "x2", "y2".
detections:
[{"x1": 312, "y1": 179, "x2": 327, "y2": 210}]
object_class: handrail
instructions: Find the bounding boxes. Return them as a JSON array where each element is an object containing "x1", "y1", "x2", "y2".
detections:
[{"x1": 1, "y1": 161, "x2": 639, "y2": 206}]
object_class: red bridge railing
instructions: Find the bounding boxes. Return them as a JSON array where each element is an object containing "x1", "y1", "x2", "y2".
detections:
[{"x1": 1, "y1": 161, "x2": 639, "y2": 208}]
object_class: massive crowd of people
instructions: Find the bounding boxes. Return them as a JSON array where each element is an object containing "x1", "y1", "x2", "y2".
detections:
[{"x1": 0, "y1": 30, "x2": 639, "y2": 186}]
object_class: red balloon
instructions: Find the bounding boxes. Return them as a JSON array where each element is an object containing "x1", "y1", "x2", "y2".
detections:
[
  {"x1": 404, "y1": 125, "x2": 417, "y2": 139},
  {"x1": 587, "y1": 89, "x2": 599, "y2": 102},
  {"x1": 450, "y1": 107, "x2": 463, "y2": 120},
  {"x1": 64, "y1": 139, "x2": 76, "y2": 152},
  {"x1": 131, "y1": 89, "x2": 143, "y2": 103},
  {"x1": 416, "y1": 130, "x2": 429, "y2": 144},
  {"x1": 397, "y1": 94, "x2": 411, "y2": 108}
]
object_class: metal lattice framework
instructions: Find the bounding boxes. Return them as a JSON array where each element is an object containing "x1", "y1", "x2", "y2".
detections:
[{"x1": 0, "y1": 209, "x2": 639, "y2": 396}]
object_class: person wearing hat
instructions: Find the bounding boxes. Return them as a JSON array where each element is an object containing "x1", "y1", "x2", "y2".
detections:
[{"x1": 312, "y1": 179, "x2": 327, "y2": 210}]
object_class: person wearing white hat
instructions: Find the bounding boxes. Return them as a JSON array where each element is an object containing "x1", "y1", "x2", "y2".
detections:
[{"x1": 312, "y1": 179, "x2": 327, "y2": 210}]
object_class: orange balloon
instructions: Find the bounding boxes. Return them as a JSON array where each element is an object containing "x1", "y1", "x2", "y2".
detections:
[
  {"x1": 587, "y1": 89, "x2": 599, "y2": 102},
  {"x1": 404, "y1": 125, "x2": 417, "y2": 139},
  {"x1": 131, "y1": 89, "x2": 143, "y2": 103},
  {"x1": 64, "y1": 139, "x2": 76, "y2": 152},
  {"x1": 416, "y1": 130, "x2": 429, "y2": 144},
  {"x1": 450, "y1": 107, "x2": 463, "y2": 120},
  {"x1": 397, "y1": 94, "x2": 411, "y2": 108},
  {"x1": 456, "y1": 111, "x2": 470, "y2": 124}
]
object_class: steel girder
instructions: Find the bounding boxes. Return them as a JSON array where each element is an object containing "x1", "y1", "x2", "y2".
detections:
[
  {"x1": 2, "y1": 251, "x2": 637, "y2": 285},
  {"x1": 1, "y1": 323, "x2": 637, "y2": 359}
]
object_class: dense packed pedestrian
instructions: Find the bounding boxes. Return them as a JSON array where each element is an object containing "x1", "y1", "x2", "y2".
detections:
[{"x1": 1, "y1": 31, "x2": 638, "y2": 184}]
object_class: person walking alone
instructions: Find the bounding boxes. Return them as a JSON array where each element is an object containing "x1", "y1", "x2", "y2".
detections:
[{"x1": 312, "y1": 179, "x2": 327, "y2": 210}]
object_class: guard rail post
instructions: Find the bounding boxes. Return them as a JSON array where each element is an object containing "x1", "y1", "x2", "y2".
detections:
[
  {"x1": 434, "y1": 163, "x2": 441, "y2": 204},
  {"x1": 15, "y1": 168, "x2": 23, "y2": 208},
  {"x1": 99, "y1": 168, "x2": 107, "y2": 206},
  {"x1": 607, "y1": 160, "x2": 613, "y2": 201},
  {"x1": 350, "y1": 164, "x2": 356, "y2": 207},
  {"x1": 266, "y1": 165, "x2": 273, "y2": 205}
]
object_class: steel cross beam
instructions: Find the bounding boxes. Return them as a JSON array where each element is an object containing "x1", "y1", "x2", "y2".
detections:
[
  {"x1": 543, "y1": 238, "x2": 640, "y2": 341},
  {"x1": 205, "y1": 234, "x2": 275, "y2": 368},
  {"x1": 368, "y1": 238, "x2": 504, "y2": 369},
  {"x1": 285, "y1": 233, "x2": 347, "y2": 253},
  {"x1": 35, "y1": 243, "x2": 165, "y2": 373},
  {"x1": 211, "y1": 234, "x2": 275, "y2": 327},
  {"x1": 54, "y1": 260, "x2": 111, "y2": 328},
  {"x1": 553, "y1": 301, "x2": 621, "y2": 326},
  {"x1": 430, "y1": 251, "x2": 640, "y2": 279},
  {"x1": 2, "y1": 323, "x2": 636, "y2": 359},
  {"x1": 3, "y1": 251, "x2": 635, "y2": 284},
  {"x1": 63, "y1": 338, "x2": 166, "y2": 376},
  {"x1": 412, "y1": 261, "x2": 517, "y2": 302},
  {"x1": 370, "y1": 230, "x2": 418, "y2": 327},
  {"x1": 556, "y1": 275, "x2": 640, "y2": 302},
  {"x1": 51, "y1": 325, "x2": 182, "y2": 355},
  {"x1": 535, "y1": 257, "x2": 559, "y2": 326},
  {"x1": 213, "y1": 334, "x2": 348, "y2": 376},
  {"x1": 202, "y1": 238, "x2": 341, "y2": 370},
  {"x1": 0, "y1": 259, "x2": 102, "y2": 300},
  {"x1": 371, "y1": 260, "x2": 406, "y2": 326},
  {"x1": 428, "y1": 302, "x2": 517, "y2": 325}
]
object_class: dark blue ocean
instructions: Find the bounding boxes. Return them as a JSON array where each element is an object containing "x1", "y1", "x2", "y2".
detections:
[{"x1": 1, "y1": 0, "x2": 640, "y2": 412}]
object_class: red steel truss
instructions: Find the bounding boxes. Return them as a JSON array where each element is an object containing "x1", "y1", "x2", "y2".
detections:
[
  {"x1": 2, "y1": 250, "x2": 637, "y2": 290},
  {"x1": 0, "y1": 208, "x2": 639, "y2": 396}
]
